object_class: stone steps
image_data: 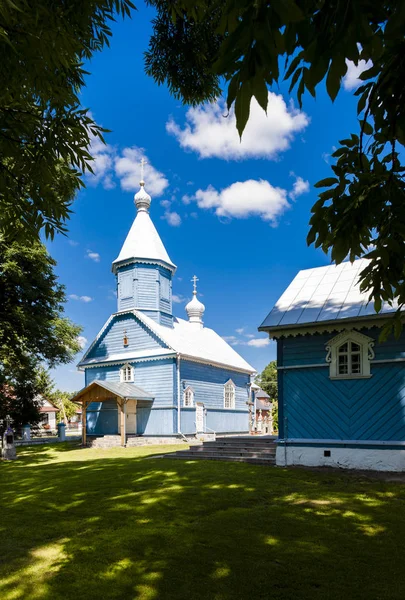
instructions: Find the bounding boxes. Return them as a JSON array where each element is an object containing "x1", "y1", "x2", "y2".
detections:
[
  {"x1": 168, "y1": 452, "x2": 276, "y2": 465},
  {"x1": 164, "y1": 435, "x2": 278, "y2": 465}
]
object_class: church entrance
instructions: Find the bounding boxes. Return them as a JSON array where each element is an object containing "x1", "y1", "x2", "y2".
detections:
[
  {"x1": 196, "y1": 402, "x2": 205, "y2": 433},
  {"x1": 126, "y1": 400, "x2": 137, "y2": 434}
]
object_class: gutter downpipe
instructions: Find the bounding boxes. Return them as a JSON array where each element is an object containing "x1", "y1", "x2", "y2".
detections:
[{"x1": 176, "y1": 353, "x2": 188, "y2": 443}]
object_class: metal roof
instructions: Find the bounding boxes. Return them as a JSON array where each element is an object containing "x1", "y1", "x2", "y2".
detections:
[
  {"x1": 74, "y1": 380, "x2": 154, "y2": 402},
  {"x1": 259, "y1": 259, "x2": 398, "y2": 332}
]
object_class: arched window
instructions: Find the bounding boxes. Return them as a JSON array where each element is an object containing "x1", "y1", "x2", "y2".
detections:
[
  {"x1": 326, "y1": 331, "x2": 374, "y2": 379},
  {"x1": 183, "y1": 386, "x2": 194, "y2": 407},
  {"x1": 120, "y1": 363, "x2": 134, "y2": 382},
  {"x1": 224, "y1": 380, "x2": 235, "y2": 409}
]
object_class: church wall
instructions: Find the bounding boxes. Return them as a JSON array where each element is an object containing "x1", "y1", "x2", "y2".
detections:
[
  {"x1": 279, "y1": 327, "x2": 405, "y2": 443},
  {"x1": 179, "y1": 407, "x2": 249, "y2": 434},
  {"x1": 85, "y1": 313, "x2": 166, "y2": 362},
  {"x1": 180, "y1": 360, "x2": 250, "y2": 409},
  {"x1": 85, "y1": 358, "x2": 175, "y2": 408}
]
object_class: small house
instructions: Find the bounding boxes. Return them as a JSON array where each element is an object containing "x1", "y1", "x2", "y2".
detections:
[{"x1": 259, "y1": 259, "x2": 405, "y2": 471}]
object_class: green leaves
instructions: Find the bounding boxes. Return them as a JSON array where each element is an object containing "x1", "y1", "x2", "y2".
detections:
[
  {"x1": 326, "y1": 57, "x2": 347, "y2": 102},
  {"x1": 235, "y1": 82, "x2": 253, "y2": 138},
  {"x1": 0, "y1": 0, "x2": 135, "y2": 243}
]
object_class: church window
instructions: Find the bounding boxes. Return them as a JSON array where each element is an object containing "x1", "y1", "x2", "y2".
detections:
[
  {"x1": 224, "y1": 380, "x2": 235, "y2": 409},
  {"x1": 119, "y1": 273, "x2": 133, "y2": 299},
  {"x1": 160, "y1": 276, "x2": 170, "y2": 300},
  {"x1": 120, "y1": 363, "x2": 134, "y2": 382},
  {"x1": 326, "y1": 331, "x2": 374, "y2": 379},
  {"x1": 183, "y1": 386, "x2": 194, "y2": 407}
]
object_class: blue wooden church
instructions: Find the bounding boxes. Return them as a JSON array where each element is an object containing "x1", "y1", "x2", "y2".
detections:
[
  {"x1": 74, "y1": 178, "x2": 255, "y2": 444},
  {"x1": 260, "y1": 259, "x2": 405, "y2": 472}
]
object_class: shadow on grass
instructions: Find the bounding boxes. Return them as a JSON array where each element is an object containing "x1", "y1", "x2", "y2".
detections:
[{"x1": 1, "y1": 443, "x2": 405, "y2": 600}]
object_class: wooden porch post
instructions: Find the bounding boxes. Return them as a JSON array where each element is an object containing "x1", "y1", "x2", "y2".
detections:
[
  {"x1": 82, "y1": 401, "x2": 87, "y2": 447},
  {"x1": 119, "y1": 398, "x2": 126, "y2": 447}
]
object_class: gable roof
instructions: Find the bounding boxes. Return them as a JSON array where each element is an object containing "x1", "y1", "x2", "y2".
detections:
[
  {"x1": 73, "y1": 380, "x2": 154, "y2": 402},
  {"x1": 255, "y1": 387, "x2": 270, "y2": 399},
  {"x1": 79, "y1": 310, "x2": 256, "y2": 374},
  {"x1": 259, "y1": 259, "x2": 398, "y2": 334},
  {"x1": 112, "y1": 210, "x2": 176, "y2": 273},
  {"x1": 136, "y1": 311, "x2": 256, "y2": 373}
]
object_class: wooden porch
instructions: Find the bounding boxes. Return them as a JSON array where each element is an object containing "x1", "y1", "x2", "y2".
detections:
[{"x1": 71, "y1": 380, "x2": 154, "y2": 447}]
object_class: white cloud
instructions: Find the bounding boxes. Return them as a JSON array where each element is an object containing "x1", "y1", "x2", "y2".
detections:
[
  {"x1": 172, "y1": 294, "x2": 186, "y2": 303},
  {"x1": 289, "y1": 175, "x2": 310, "y2": 200},
  {"x1": 68, "y1": 240, "x2": 79, "y2": 247},
  {"x1": 245, "y1": 334, "x2": 255, "y2": 339},
  {"x1": 343, "y1": 59, "x2": 372, "y2": 91},
  {"x1": 77, "y1": 336, "x2": 88, "y2": 349},
  {"x1": 235, "y1": 328, "x2": 245, "y2": 334},
  {"x1": 189, "y1": 179, "x2": 290, "y2": 223},
  {"x1": 86, "y1": 249, "x2": 100, "y2": 263},
  {"x1": 162, "y1": 211, "x2": 182, "y2": 227},
  {"x1": 86, "y1": 130, "x2": 168, "y2": 197},
  {"x1": 247, "y1": 338, "x2": 270, "y2": 347},
  {"x1": 115, "y1": 147, "x2": 168, "y2": 197},
  {"x1": 166, "y1": 93, "x2": 309, "y2": 160},
  {"x1": 160, "y1": 199, "x2": 171, "y2": 208},
  {"x1": 69, "y1": 294, "x2": 93, "y2": 303},
  {"x1": 222, "y1": 335, "x2": 240, "y2": 347}
]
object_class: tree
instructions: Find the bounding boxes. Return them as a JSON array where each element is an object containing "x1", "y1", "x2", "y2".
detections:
[
  {"x1": 0, "y1": 238, "x2": 82, "y2": 430},
  {"x1": 48, "y1": 390, "x2": 80, "y2": 425},
  {"x1": 0, "y1": 0, "x2": 134, "y2": 242},
  {"x1": 146, "y1": 1, "x2": 405, "y2": 329},
  {"x1": 255, "y1": 360, "x2": 278, "y2": 431}
]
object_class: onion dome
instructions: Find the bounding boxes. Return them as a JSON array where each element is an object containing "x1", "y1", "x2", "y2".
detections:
[
  {"x1": 185, "y1": 276, "x2": 205, "y2": 327},
  {"x1": 134, "y1": 180, "x2": 151, "y2": 213}
]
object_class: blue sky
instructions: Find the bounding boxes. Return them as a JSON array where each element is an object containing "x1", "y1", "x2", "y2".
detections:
[{"x1": 49, "y1": 5, "x2": 366, "y2": 391}]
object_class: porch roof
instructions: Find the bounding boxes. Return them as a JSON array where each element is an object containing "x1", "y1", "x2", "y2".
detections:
[{"x1": 73, "y1": 380, "x2": 154, "y2": 403}]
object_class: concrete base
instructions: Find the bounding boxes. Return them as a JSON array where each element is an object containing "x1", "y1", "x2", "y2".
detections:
[{"x1": 276, "y1": 444, "x2": 405, "y2": 472}]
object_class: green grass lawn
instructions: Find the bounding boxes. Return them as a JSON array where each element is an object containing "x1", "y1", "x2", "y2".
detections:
[{"x1": 1, "y1": 442, "x2": 405, "y2": 600}]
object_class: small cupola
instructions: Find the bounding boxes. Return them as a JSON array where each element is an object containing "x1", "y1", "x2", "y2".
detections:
[
  {"x1": 185, "y1": 275, "x2": 205, "y2": 328},
  {"x1": 134, "y1": 180, "x2": 151, "y2": 213}
]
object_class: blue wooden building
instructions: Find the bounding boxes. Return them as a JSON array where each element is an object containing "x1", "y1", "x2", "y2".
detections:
[
  {"x1": 74, "y1": 179, "x2": 255, "y2": 444},
  {"x1": 259, "y1": 259, "x2": 405, "y2": 471}
]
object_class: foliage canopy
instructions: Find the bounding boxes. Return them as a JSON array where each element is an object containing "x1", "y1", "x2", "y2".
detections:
[
  {"x1": 146, "y1": 0, "x2": 405, "y2": 326},
  {"x1": 0, "y1": 239, "x2": 82, "y2": 428},
  {"x1": 0, "y1": 0, "x2": 134, "y2": 242}
]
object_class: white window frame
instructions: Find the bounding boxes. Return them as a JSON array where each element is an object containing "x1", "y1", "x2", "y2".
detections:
[
  {"x1": 224, "y1": 379, "x2": 236, "y2": 409},
  {"x1": 326, "y1": 330, "x2": 374, "y2": 380},
  {"x1": 120, "y1": 363, "x2": 134, "y2": 383},
  {"x1": 183, "y1": 386, "x2": 194, "y2": 407}
]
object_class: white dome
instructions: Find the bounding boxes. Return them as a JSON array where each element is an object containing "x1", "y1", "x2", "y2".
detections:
[
  {"x1": 185, "y1": 292, "x2": 205, "y2": 326},
  {"x1": 134, "y1": 181, "x2": 151, "y2": 212}
]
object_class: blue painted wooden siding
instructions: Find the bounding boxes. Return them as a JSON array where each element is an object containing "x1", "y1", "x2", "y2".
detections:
[
  {"x1": 85, "y1": 358, "x2": 175, "y2": 407},
  {"x1": 180, "y1": 407, "x2": 248, "y2": 434},
  {"x1": 282, "y1": 327, "x2": 405, "y2": 367},
  {"x1": 281, "y1": 328, "x2": 405, "y2": 441},
  {"x1": 86, "y1": 400, "x2": 118, "y2": 435},
  {"x1": 137, "y1": 406, "x2": 175, "y2": 435},
  {"x1": 137, "y1": 265, "x2": 158, "y2": 308},
  {"x1": 85, "y1": 314, "x2": 166, "y2": 362},
  {"x1": 180, "y1": 360, "x2": 250, "y2": 410},
  {"x1": 116, "y1": 263, "x2": 173, "y2": 323},
  {"x1": 117, "y1": 264, "x2": 135, "y2": 312}
]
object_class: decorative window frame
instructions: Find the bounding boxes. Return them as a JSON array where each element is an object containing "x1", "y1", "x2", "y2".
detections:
[
  {"x1": 120, "y1": 362, "x2": 134, "y2": 383},
  {"x1": 224, "y1": 379, "x2": 236, "y2": 409},
  {"x1": 183, "y1": 386, "x2": 194, "y2": 407},
  {"x1": 326, "y1": 330, "x2": 374, "y2": 380}
]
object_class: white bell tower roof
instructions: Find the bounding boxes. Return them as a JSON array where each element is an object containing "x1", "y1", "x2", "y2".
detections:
[{"x1": 112, "y1": 169, "x2": 176, "y2": 274}]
